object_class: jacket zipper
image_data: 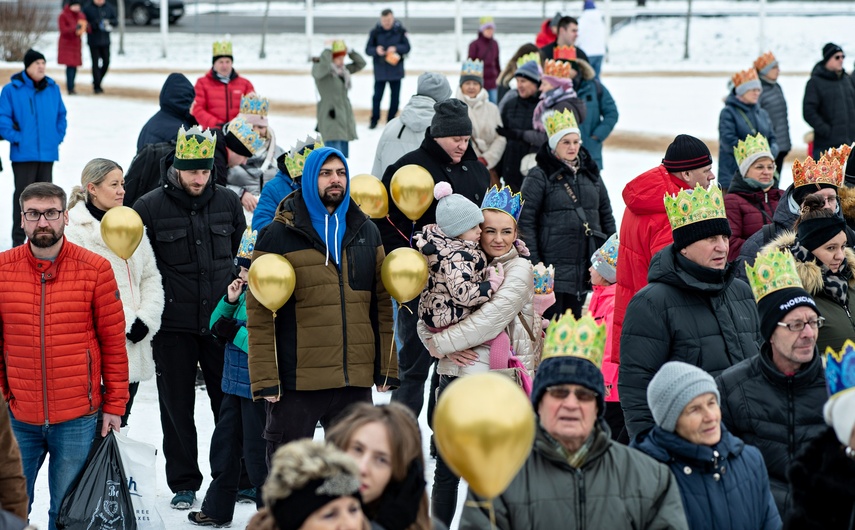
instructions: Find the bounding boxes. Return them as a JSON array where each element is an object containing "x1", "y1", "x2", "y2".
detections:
[
  {"x1": 86, "y1": 349, "x2": 93, "y2": 411},
  {"x1": 576, "y1": 469, "x2": 586, "y2": 528},
  {"x1": 224, "y1": 82, "x2": 231, "y2": 124},
  {"x1": 844, "y1": 305, "x2": 855, "y2": 333},
  {"x1": 40, "y1": 273, "x2": 49, "y2": 426},
  {"x1": 339, "y1": 268, "x2": 349, "y2": 386}
]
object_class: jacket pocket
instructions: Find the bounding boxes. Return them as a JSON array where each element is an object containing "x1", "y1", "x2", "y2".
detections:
[
  {"x1": 346, "y1": 242, "x2": 376, "y2": 292},
  {"x1": 155, "y1": 228, "x2": 191, "y2": 267},
  {"x1": 210, "y1": 224, "x2": 236, "y2": 260}
]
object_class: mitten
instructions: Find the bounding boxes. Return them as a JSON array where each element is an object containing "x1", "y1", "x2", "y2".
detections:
[
  {"x1": 488, "y1": 262, "x2": 505, "y2": 292},
  {"x1": 514, "y1": 238, "x2": 530, "y2": 257},
  {"x1": 212, "y1": 317, "x2": 241, "y2": 343},
  {"x1": 328, "y1": 108, "x2": 336, "y2": 119},
  {"x1": 533, "y1": 291, "x2": 556, "y2": 317},
  {"x1": 373, "y1": 459, "x2": 426, "y2": 530},
  {"x1": 126, "y1": 318, "x2": 149, "y2": 344}
]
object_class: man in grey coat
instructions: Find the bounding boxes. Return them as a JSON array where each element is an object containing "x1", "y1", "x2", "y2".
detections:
[{"x1": 756, "y1": 52, "x2": 791, "y2": 171}]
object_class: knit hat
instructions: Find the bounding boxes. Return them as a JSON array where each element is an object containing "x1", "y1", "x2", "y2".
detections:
[
  {"x1": 792, "y1": 152, "x2": 843, "y2": 204},
  {"x1": 479, "y1": 16, "x2": 495, "y2": 32},
  {"x1": 664, "y1": 184, "x2": 731, "y2": 251},
  {"x1": 234, "y1": 227, "x2": 257, "y2": 269},
  {"x1": 590, "y1": 233, "x2": 619, "y2": 284},
  {"x1": 797, "y1": 215, "x2": 847, "y2": 252},
  {"x1": 430, "y1": 99, "x2": 472, "y2": 138},
  {"x1": 732, "y1": 68, "x2": 762, "y2": 97},
  {"x1": 460, "y1": 58, "x2": 484, "y2": 87},
  {"x1": 224, "y1": 116, "x2": 264, "y2": 157},
  {"x1": 68, "y1": 0, "x2": 82, "y2": 6},
  {"x1": 174, "y1": 125, "x2": 216, "y2": 171},
  {"x1": 823, "y1": 42, "x2": 844, "y2": 63},
  {"x1": 331, "y1": 40, "x2": 347, "y2": 59},
  {"x1": 514, "y1": 60, "x2": 542, "y2": 84},
  {"x1": 647, "y1": 361, "x2": 720, "y2": 433},
  {"x1": 823, "y1": 340, "x2": 855, "y2": 445},
  {"x1": 734, "y1": 133, "x2": 773, "y2": 178},
  {"x1": 23, "y1": 49, "x2": 45, "y2": 70},
  {"x1": 417, "y1": 72, "x2": 452, "y2": 102},
  {"x1": 212, "y1": 40, "x2": 233, "y2": 63},
  {"x1": 662, "y1": 135, "x2": 713, "y2": 173},
  {"x1": 433, "y1": 182, "x2": 483, "y2": 238},
  {"x1": 583, "y1": 0, "x2": 596, "y2": 9},
  {"x1": 550, "y1": 12, "x2": 563, "y2": 29}
]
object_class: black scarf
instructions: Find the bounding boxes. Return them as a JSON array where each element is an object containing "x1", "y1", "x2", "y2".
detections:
[{"x1": 792, "y1": 243, "x2": 850, "y2": 307}]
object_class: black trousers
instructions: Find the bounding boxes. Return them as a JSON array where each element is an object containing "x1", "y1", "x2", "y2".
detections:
[
  {"x1": 543, "y1": 291, "x2": 586, "y2": 321},
  {"x1": 11, "y1": 161, "x2": 53, "y2": 247},
  {"x1": 153, "y1": 331, "x2": 225, "y2": 492},
  {"x1": 431, "y1": 375, "x2": 459, "y2": 526},
  {"x1": 390, "y1": 298, "x2": 432, "y2": 417},
  {"x1": 65, "y1": 66, "x2": 77, "y2": 93},
  {"x1": 89, "y1": 44, "x2": 110, "y2": 89},
  {"x1": 774, "y1": 150, "x2": 789, "y2": 177},
  {"x1": 604, "y1": 401, "x2": 630, "y2": 445},
  {"x1": 120, "y1": 381, "x2": 140, "y2": 428},
  {"x1": 371, "y1": 79, "x2": 401, "y2": 124}
]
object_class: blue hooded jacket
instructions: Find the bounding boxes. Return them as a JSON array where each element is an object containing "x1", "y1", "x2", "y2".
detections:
[
  {"x1": 0, "y1": 71, "x2": 66, "y2": 163},
  {"x1": 253, "y1": 169, "x2": 301, "y2": 232},
  {"x1": 300, "y1": 147, "x2": 351, "y2": 266}
]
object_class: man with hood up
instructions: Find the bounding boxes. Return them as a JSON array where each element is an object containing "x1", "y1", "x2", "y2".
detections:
[
  {"x1": 246, "y1": 147, "x2": 398, "y2": 463},
  {"x1": 137, "y1": 73, "x2": 197, "y2": 152}
]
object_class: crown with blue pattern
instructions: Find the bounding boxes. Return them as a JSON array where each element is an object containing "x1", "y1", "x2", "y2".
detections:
[
  {"x1": 825, "y1": 339, "x2": 855, "y2": 399},
  {"x1": 481, "y1": 185, "x2": 524, "y2": 223},
  {"x1": 234, "y1": 227, "x2": 257, "y2": 268},
  {"x1": 460, "y1": 58, "x2": 484, "y2": 82},
  {"x1": 227, "y1": 116, "x2": 265, "y2": 155}
]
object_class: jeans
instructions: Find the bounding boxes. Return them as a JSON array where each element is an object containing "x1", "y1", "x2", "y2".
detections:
[
  {"x1": 10, "y1": 411, "x2": 97, "y2": 530},
  {"x1": 587, "y1": 55, "x2": 604, "y2": 78},
  {"x1": 89, "y1": 44, "x2": 110, "y2": 89},
  {"x1": 371, "y1": 79, "x2": 401, "y2": 124},
  {"x1": 65, "y1": 66, "x2": 77, "y2": 93},
  {"x1": 325, "y1": 140, "x2": 349, "y2": 158},
  {"x1": 390, "y1": 297, "x2": 433, "y2": 416},
  {"x1": 431, "y1": 375, "x2": 459, "y2": 526},
  {"x1": 486, "y1": 88, "x2": 498, "y2": 104},
  {"x1": 11, "y1": 162, "x2": 53, "y2": 247}
]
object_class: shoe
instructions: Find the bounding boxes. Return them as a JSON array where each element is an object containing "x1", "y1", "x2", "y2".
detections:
[
  {"x1": 67, "y1": 89, "x2": 76, "y2": 95},
  {"x1": 188, "y1": 511, "x2": 231, "y2": 527},
  {"x1": 368, "y1": 121, "x2": 378, "y2": 130},
  {"x1": 171, "y1": 490, "x2": 196, "y2": 510},
  {"x1": 236, "y1": 488, "x2": 256, "y2": 504},
  {"x1": 93, "y1": 87, "x2": 104, "y2": 94}
]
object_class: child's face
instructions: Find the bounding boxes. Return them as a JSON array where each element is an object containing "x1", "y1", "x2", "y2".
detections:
[
  {"x1": 458, "y1": 225, "x2": 482, "y2": 242},
  {"x1": 239, "y1": 266, "x2": 249, "y2": 283},
  {"x1": 589, "y1": 266, "x2": 610, "y2": 287}
]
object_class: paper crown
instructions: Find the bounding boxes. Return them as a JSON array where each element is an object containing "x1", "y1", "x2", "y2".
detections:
[
  {"x1": 461, "y1": 58, "x2": 484, "y2": 79},
  {"x1": 664, "y1": 183, "x2": 727, "y2": 231},
  {"x1": 754, "y1": 51, "x2": 777, "y2": 72},
  {"x1": 543, "y1": 108, "x2": 579, "y2": 138},
  {"x1": 283, "y1": 134, "x2": 324, "y2": 177},
  {"x1": 227, "y1": 116, "x2": 265, "y2": 155},
  {"x1": 235, "y1": 227, "x2": 257, "y2": 267},
  {"x1": 175, "y1": 125, "x2": 216, "y2": 164},
  {"x1": 554, "y1": 45, "x2": 578, "y2": 62},
  {"x1": 792, "y1": 153, "x2": 843, "y2": 189},
  {"x1": 543, "y1": 59, "x2": 573, "y2": 78},
  {"x1": 542, "y1": 312, "x2": 606, "y2": 368},
  {"x1": 595, "y1": 233, "x2": 619, "y2": 268},
  {"x1": 744, "y1": 248, "x2": 804, "y2": 302},
  {"x1": 732, "y1": 67, "x2": 759, "y2": 88},
  {"x1": 479, "y1": 16, "x2": 495, "y2": 27},
  {"x1": 516, "y1": 52, "x2": 541, "y2": 68},
  {"x1": 533, "y1": 263, "x2": 555, "y2": 295},
  {"x1": 825, "y1": 339, "x2": 855, "y2": 399},
  {"x1": 213, "y1": 40, "x2": 233, "y2": 58},
  {"x1": 481, "y1": 185, "x2": 524, "y2": 223},
  {"x1": 240, "y1": 93, "x2": 269, "y2": 117},
  {"x1": 825, "y1": 143, "x2": 853, "y2": 168},
  {"x1": 331, "y1": 40, "x2": 347, "y2": 56},
  {"x1": 733, "y1": 133, "x2": 772, "y2": 168}
]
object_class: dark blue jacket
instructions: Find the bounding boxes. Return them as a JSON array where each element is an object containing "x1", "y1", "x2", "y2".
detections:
[
  {"x1": 136, "y1": 73, "x2": 196, "y2": 152},
  {"x1": 253, "y1": 169, "x2": 301, "y2": 232},
  {"x1": 83, "y1": 1, "x2": 118, "y2": 47},
  {"x1": 633, "y1": 426, "x2": 781, "y2": 530},
  {"x1": 575, "y1": 69, "x2": 618, "y2": 170},
  {"x1": 210, "y1": 294, "x2": 251, "y2": 399},
  {"x1": 0, "y1": 71, "x2": 66, "y2": 163},
  {"x1": 718, "y1": 92, "x2": 778, "y2": 189},
  {"x1": 365, "y1": 21, "x2": 410, "y2": 82}
]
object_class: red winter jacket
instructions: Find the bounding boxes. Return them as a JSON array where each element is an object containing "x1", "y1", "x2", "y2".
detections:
[
  {"x1": 192, "y1": 69, "x2": 255, "y2": 129},
  {"x1": 57, "y1": 7, "x2": 86, "y2": 67},
  {"x1": 468, "y1": 33, "x2": 500, "y2": 90},
  {"x1": 589, "y1": 283, "x2": 619, "y2": 402},
  {"x1": 612, "y1": 166, "x2": 690, "y2": 365},
  {"x1": 725, "y1": 188, "x2": 783, "y2": 261},
  {"x1": 0, "y1": 239, "x2": 129, "y2": 425},
  {"x1": 535, "y1": 19, "x2": 556, "y2": 48}
]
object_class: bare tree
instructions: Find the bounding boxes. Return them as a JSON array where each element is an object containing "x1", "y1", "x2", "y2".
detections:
[{"x1": 0, "y1": 2, "x2": 51, "y2": 62}]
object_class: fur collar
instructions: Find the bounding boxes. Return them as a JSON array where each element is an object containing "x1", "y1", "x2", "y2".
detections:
[{"x1": 762, "y1": 230, "x2": 855, "y2": 295}]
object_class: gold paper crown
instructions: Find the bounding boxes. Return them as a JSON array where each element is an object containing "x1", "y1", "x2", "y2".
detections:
[
  {"x1": 754, "y1": 51, "x2": 777, "y2": 71},
  {"x1": 664, "y1": 183, "x2": 727, "y2": 231},
  {"x1": 553, "y1": 45, "x2": 578, "y2": 62},
  {"x1": 744, "y1": 248, "x2": 804, "y2": 302},
  {"x1": 239, "y1": 93, "x2": 269, "y2": 117},
  {"x1": 175, "y1": 125, "x2": 216, "y2": 161},
  {"x1": 733, "y1": 133, "x2": 772, "y2": 168},
  {"x1": 212, "y1": 40, "x2": 233, "y2": 58},
  {"x1": 543, "y1": 109, "x2": 579, "y2": 138},
  {"x1": 542, "y1": 312, "x2": 606, "y2": 368},
  {"x1": 516, "y1": 52, "x2": 541, "y2": 68},
  {"x1": 792, "y1": 153, "x2": 843, "y2": 189},
  {"x1": 825, "y1": 143, "x2": 853, "y2": 168},
  {"x1": 543, "y1": 59, "x2": 573, "y2": 78},
  {"x1": 732, "y1": 67, "x2": 759, "y2": 88},
  {"x1": 283, "y1": 134, "x2": 324, "y2": 177},
  {"x1": 331, "y1": 40, "x2": 347, "y2": 55}
]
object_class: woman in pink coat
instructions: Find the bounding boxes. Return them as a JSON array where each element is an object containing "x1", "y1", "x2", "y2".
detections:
[{"x1": 57, "y1": 0, "x2": 86, "y2": 95}]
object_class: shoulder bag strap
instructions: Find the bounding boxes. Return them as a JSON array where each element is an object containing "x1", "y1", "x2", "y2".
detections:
[
  {"x1": 516, "y1": 311, "x2": 537, "y2": 341},
  {"x1": 735, "y1": 109, "x2": 758, "y2": 135},
  {"x1": 554, "y1": 171, "x2": 609, "y2": 240}
]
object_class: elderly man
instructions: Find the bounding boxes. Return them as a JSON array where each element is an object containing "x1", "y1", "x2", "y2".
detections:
[
  {"x1": 460, "y1": 313, "x2": 688, "y2": 529},
  {"x1": 803, "y1": 42, "x2": 855, "y2": 158},
  {"x1": 619, "y1": 183, "x2": 761, "y2": 440},
  {"x1": 716, "y1": 249, "x2": 828, "y2": 516}
]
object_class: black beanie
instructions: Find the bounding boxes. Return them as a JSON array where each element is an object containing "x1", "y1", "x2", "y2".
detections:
[
  {"x1": 672, "y1": 218, "x2": 732, "y2": 251},
  {"x1": 797, "y1": 216, "x2": 847, "y2": 252},
  {"x1": 224, "y1": 124, "x2": 253, "y2": 157},
  {"x1": 757, "y1": 287, "x2": 819, "y2": 342},
  {"x1": 531, "y1": 356, "x2": 605, "y2": 417},
  {"x1": 430, "y1": 99, "x2": 472, "y2": 137},
  {"x1": 23, "y1": 49, "x2": 45, "y2": 70},
  {"x1": 823, "y1": 42, "x2": 844, "y2": 63},
  {"x1": 662, "y1": 135, "x2": 713, "y2": 173},
  {"x1": 793, "y1": 182, "x2": 838, "y2": 205}
]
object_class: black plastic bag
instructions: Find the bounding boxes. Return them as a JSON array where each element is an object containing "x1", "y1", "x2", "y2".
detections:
[{"x1": 56, "y1": 431, "x2": 137, "y2": 530}]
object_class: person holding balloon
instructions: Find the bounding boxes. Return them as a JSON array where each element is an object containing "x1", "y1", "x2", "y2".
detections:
[{"x1": 65, "y1": 158, "x2": 164, "y2": 429}]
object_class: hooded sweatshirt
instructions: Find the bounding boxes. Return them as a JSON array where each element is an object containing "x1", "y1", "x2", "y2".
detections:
[
  {"x1": 301, "y1": 147, "x2": 351, "y2": 266},
  {"x1": 136, "y1": 73, "x2": 196, "y2": 151}
]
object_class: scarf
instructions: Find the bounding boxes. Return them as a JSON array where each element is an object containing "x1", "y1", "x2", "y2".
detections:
[
  {"x1": 332, "y1": 62, "x2": 352, "y2": 91},
  {"x1": 792, "y1": 243, "x2": 850, "y2": 307},
  {"x1": 532, "y1": 85, "x2": 579, "y2": 132}
]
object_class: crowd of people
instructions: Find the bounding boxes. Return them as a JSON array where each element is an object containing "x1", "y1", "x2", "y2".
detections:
[{"x1": 1, "y1": 1, "x2": 855, "y2": 529}]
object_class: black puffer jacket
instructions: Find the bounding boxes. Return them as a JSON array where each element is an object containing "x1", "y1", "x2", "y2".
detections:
[
  {"x1": 737, "y1": 185, "x2": 799, "y2": 280},
  {"x1": 802, "y1": 61, "x2": 855, "y2": 158},
  {"x1": 619, "y1": 246, "x2": 761, "y2": 440},
  {"x1": 759, "y1": 76, "x2": 792, "y2": 153},
  {"x1": 715, "y1": 343, "x2": 828, "y2": 516},
  {"x1": 498, "y1": 89, "x2": 543, "y2": 192},
  {"x1": 136, "y1": 73, "x2": 197, "y2": 152},
  {"x1": 519, "y1": 142, "x2": 615, "y2": 297},
  {"x1": 133, "y1": 153, "x2": 246, "y2": 335}
]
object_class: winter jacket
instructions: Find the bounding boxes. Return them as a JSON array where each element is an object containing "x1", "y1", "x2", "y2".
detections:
[
  {"x1": 371, "y1": 94, "x2": 437, "y2": 178},
  {"x1": 83, "y1": 1, "x2": 117, "y2": 47},
  {"x1": 365, "y1": 20, "x2": 410, "y2": 82},
  {"x1": 718, "y1": 92, "x2": 778, "y2": 189},
  {"x1": 136, "y1": 73, "x2": 197, "y2": 152},
  {"x1": 619, "y1": 246, "x2": 761, "y2": 440},
  {"x1": 589, "y1": 283, "x2": 619, "y2": 402},
  {"x1": 715, "y1": 343, "x2": 828, "y2": 515},
  {"x1": 532, "y1": 86, "x2": 587, "y2": 136},
  {"x1": 784, "y1": 427, "x2": 855, "y2": 529},
  {"x1": 192, "y1": 69, "x2": 255, "y2": 130},
  {"x1": 0, "y1": 71, "x2": 67, "y2": 163},
  {"x1": 725, "y1": 170, "x2": 783, "y2": 260},
  {"x1": 226, "y1": 133, "x2": 285, "y2": 198},
  {"x1": 375, "y1": 129, "x2": 491, "y2": 254},
  {"x1": 577, "y1": 7, "x2": 607, "y2": 57},
  {"x1": 612, "y1": 167, "x2": 691, "y2": 368},
  {"x1": 65, "y1": 201, "x2": 164, "y2": 383},
  {"x1": 498, "y1": 89, "x2": 542, "y2": 192},
  {"x1": 736, "y1": 185, "x2": 799, "y2": 276},
  {"x1": 632, "y1": 426, "x2": 781, "y2": 530},
  {"x1": 519, "y1": 142, "x2": 615, "y2": 298},
  {"x1": 133, "y1": 154, "x2": 246, "y2": 335},
  {"x1": 534, "y1": 19, "x2": 556, "y2": 48},
  {"x1": 456, "y1": 87, "x2": 506, "y2": 169},
  {"x1": 0, "y1": 400, "x2": 27, "y2": 521},
  {"x1": 575, "y1": 60, "x2": 618, "y2": 169},
  {"x1": 803, "y1": 62, "x2": 855, "y2": 158},
  {"x1": 210, "y1": 293, "x2": 251, "y2": 399},
  {"x1": 313, "y1": 49, "x2": 366, "y2": 142},
  {"x1": 759, "y1": 76, "x2": 791, "y2": 153},
  {"x1": 459, "y1": 422, "x2": 689, "y2": 530},
  {"x1": 57, "y1": 6, "x2": 86, "y2": 67},
  {"x1": 418, "y1": 247, "x2": 538, "y2": 377},
  {"x1": 467, "y1": 33, "x2": 500, "y2": 90},
  {"x1": 0, "y1": 240, "x2": 129, "y2": 425},
  {"x1": 252, "y1": 164, "x2": 300, "y2": 232}
]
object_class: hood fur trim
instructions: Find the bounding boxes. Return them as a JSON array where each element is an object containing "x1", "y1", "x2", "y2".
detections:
[{"x1": 762, "y1": 230, "x2": 855, "y2": 295}]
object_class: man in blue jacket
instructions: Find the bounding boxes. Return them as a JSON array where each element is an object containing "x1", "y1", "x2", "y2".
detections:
[
  {"x1": 365, "y1": 9, "x2": 410, "y2": 129},
  {"x1": 0, "y1": 49, "x2": 67, "y2": 247}
]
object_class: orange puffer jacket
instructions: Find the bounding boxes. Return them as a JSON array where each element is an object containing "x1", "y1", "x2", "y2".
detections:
[
  {"x1": 0, "y1": 239, "x2": 129, "y2": 425},
  {"x1": 192, "y1": 69, "x2": 255, "y2": 129}
]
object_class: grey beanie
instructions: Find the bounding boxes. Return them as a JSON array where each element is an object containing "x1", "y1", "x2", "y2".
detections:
[
  {"x1": 434, "y1": 182, "x2": 483, "y2": 237},
  {"x1": 417, "y1": 72, "x2": 452, "y2": 103},
  {"x1": 430, "y1": 99, "x2": 472, "y2": 138},
  {"x1": 647, "y1": 361, "x2": 720, "y2": 433}
]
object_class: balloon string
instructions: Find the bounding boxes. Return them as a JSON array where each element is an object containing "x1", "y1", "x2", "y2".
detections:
[
  {"x1": 124, "y1": 260, "x2": 136, "y2": 307},
  {"x1": 383, "y1": 312, "x2": 396, "y2": 388},
  {"x1": 386, "y1": 215, "x2": 410, "y2": 244},
  {"x1": 464, "y1": 499, "x2": 497, "y2": 530},
  {"x1": 409, "y1": 222, "x2": 415, "y2": 248},
  {"x1": 272, "y1": 310, "x2": 282, "y2": 400}
]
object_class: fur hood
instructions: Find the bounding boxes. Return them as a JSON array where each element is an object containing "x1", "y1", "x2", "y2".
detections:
[
  {"x1": 762, "y1": 230, "x2": 855, "y2": 295},
  {"x1": 575, "y1": 58, "x2": 596, "y2": 82},
  {"x1": 837, "y1": 185, "x2": 855, "y2": 225}
]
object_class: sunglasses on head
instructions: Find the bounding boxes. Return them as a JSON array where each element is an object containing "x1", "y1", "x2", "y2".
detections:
[{"x1": 545, "y1": 385, "x2": 598, "y2": 402}]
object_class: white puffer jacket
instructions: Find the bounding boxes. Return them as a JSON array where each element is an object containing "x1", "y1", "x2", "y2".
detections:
[
  {"x1": 456, "y1": 88, "x2": 507, "y2": 170},
  {"x1": 418, "y1": 246, "x2": 536, "y2": 377},
  {"x1": 65, "y1": 201, "x2": 164, "y2": 382}
]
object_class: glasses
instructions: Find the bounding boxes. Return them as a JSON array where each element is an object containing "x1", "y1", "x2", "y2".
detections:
[
  {"x1": 545, "y1": 385, "x2": 598, "y2": 403},
  {"x1": 23, "y1": 209, "x2": 64, "y2": 222},
  {"x1": 776, "y1": 317, "x2": 825, "y2": 332},
  {"x1": 751, "y1": 163, "x2": 777, "y2": 172},
  {"x1": 820, "y1": 195, "x2": 839, "y2": 206},
  {"x1": 834, "y1": 54, "x2": 845, "y2": 60},
  {"x1": 319, "y1": 168, "x2": 347, "y2": 178}
]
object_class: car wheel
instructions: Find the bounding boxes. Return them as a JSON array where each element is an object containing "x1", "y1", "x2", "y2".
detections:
[
  {"x1": 130, "y1": 5, "x2": 151, "y2": 25},
  {"x1": 168, "y1": 16, "x2": 181, "y2": 25}
]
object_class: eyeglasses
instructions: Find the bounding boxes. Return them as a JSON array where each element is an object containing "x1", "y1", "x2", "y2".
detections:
[
  {"x1": 834, "y1": 54, "x2": 846, "y2": 60},
  {"x1": 319, "y1": 168, "x2": 347, "y2": 178},
  {"x1": 751, "y1": 163, "x2": 777, "y2": 172},
  {"x1": 23, "y1": 209, "x2": 64, "y2": 222},
  {"x1": 545, "y1": 385, "x2": 598, "y2": 402},
  {"x1": 776, "y1": 317, "x2": 825, "y2": 332},
  {"x1": 820, "y1": 195, "x2": 839, "y2": 206}
]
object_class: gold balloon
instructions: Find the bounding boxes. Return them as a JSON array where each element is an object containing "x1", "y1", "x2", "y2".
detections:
[
  {"x1": 248, "y1": 254, "x2": 296, "y2": 313},
  {"x1": 390, "y1": 165, "x2": 434, "y2": 221},
  {"x1": 350, "y1": 174, "x2": 388, "y2": 219},
  {"x1": 434, "y1": 372, "x2": 536, "y2": 499},
  {"x1": 100, "y1": 206, "x2": 144, "y2": 260},
  {"x1": 380, "y1": 247, "x2": 428, "y2": 303}
]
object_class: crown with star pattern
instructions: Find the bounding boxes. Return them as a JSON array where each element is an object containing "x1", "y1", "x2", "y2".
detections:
[
  {"x1": 745, "y1": 248, "x2": 804, "y2": 302},
  {"x1": 542, "y1": 312, "x2": 605, "y2": 368},
  {"x1": 825, "y1": 339, "x2": 855, "y2": 399},
  {"x1": 664, "y1": 183, "x2": 727, "y2": 231},
  {"x1": 792, "y1": 153, "x2": 843, "y2": 189},
  {"x1": 481, "y1": 185, "x2": 524, "y2": 223},
  {"x1": 283, "y1": 134, "x2": 324, "y2": 177}
]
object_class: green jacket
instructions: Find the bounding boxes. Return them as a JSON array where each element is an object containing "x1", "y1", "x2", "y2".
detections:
[{"x1": 312, "y1": 49, "x2": 366, "y2": 142}]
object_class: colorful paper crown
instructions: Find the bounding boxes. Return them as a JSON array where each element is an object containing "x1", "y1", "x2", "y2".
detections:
[
  {"x1": 235, "y1": 227, "x2": 257, "y2": 267},
  {"x1": 240, "y1": 93, "x2": 269, "y2": 117},
  {"x1": 175, "y1": 125, "x2": 216, "y2": 168},
  {"x1": 331, "y1": 40, "x2": 347, "y2": 56},
  {"x1": 543, "y1": 108, "x2": 579, "y2": 138},
  {"x1": 825, "y1": 339, "x2": 855, "y2": 398},
  {"x1": 479, "y1": 16, "x2": 495, "y2": 28},
  {"x1": 664, "y1": 183, "x2": 727, "y2": 231},
  {"x1": 732, "y1": 67, "x2": 759, "y2": 88},
  {"x1": 481, "y1": 185, "x2": 524, "y2": 223},
  {"x1": 792, "y1": 153, "x2": 843, "y2": 189},
  {"x1": 542, "y1": 312, "x2": 606, "y2": 368},
  {"x1": 283, "y1": 134, "x2": 324, "y2": 177},
  {"x1": 754, "y1": 51, "x2": 777, "y2": 72},
  {"x1": 516, "y1": 52, "x2": 541, "y2": 68},
  {"x1": 825, "y1": 143, "x2": 853, "y2": 168},
  {"x1": 461, "y1": 58, "x2": 484, "y2": 79},
  {"x1": 595, "y1": 233, "x2": 619, "y2": 268},
  {"x1": 744, "y1": 248, "x2": 804, "y2": 302},
  {"x1": 533, "y1": 263, "x2": 555, "y2": 295},
  {"x1": 213, "y1": 40, "x2": 233, "y2": 58},
  {"x1": 733, "y1": 133, "x2": 772, "y2": 168},
  {"x1": 554, "y1": 45, "x2": 578, "y2": 63},
  {"x1": 543, "y1": 59, "x2": 573, "y2": 78},
  {"x1": 227, "y1": 116, "x2": 265, "y2": 155}
]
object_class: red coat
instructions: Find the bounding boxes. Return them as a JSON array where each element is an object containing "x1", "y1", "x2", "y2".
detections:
[
  {"x1": 612, "y1": 166, "x2": 690, "y2": 365},
  {"x1": 535, "y1": 19, "x2": 556, "y2": 48},
  {"x1": 725, "y1": 188, "x2": 783, "y2": 261},
  {"x1": 192, "y1": 69, "x2": 255, "y2": 129},
  {"x1": 0, "y1": 239, "x2": 129, "y2": 425},
  {"x1": 57, "y1": 6, "x2": 86, "y2": 67},
  {"x1": 589, "y1": 283, "x2": 619, "y2": 402},
  {"x1": 467, "y1": 33, "x2": 500, "y2": 90}
]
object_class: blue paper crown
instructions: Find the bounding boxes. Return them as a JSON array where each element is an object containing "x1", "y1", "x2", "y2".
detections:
[
  {"x1": 481, "y1": 185, "x2": 524, "y2": 223},
  {"x1": 461, "y1": 58, "x2": 484, "y2": 78},
  {"x1": 825, "y1": 339, "x2": 855, "y2": 398},
  {"x1": 594, "y1": 233, "x2": 619, "y2": 267},
  {"x1": 228, "y1": 116, "x2": 265, "y2": 154}
]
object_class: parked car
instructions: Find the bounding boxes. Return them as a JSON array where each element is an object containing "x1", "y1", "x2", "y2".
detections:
[{"x1": 105, "y1": 0, "x2": 184, "y2": 26}]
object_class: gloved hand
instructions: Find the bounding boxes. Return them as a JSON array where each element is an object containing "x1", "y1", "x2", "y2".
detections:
[
  {"x1": 126, "y1": 318, "x2": 149, "y2": 344},
  {"x1": 328, "y1": 108, "x2": 336, "y2": 119},
  {"x1": 488, "y1": 262, "x2": 505, "y2": 292},
  {"x1": 514, "y1": 238, "x2": 530, "y2": 257},
  {"x1": 373, "y1": 459, "x2": 426, "y2": 530},
  {"x1": 496, "y1": 126, "x2": 522, "y2": 141},
  {"x1": 534, "y1": 291, "x2": 556, "y2": 318},
  {"x1": 212, "y1": 317, "x2": 241, "y2": 343}
]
